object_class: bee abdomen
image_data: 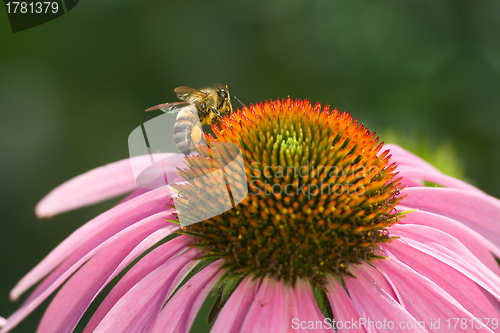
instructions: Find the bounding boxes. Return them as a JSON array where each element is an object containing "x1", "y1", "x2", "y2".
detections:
[
  {"x1": 173, "y1": 120, "x2": 193, "y2": 154},
  {"x1": 173, "y1": 120, "x2": 192, "y2": 139}
]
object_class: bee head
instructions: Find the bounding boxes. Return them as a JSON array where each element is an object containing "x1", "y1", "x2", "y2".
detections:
[
  {"x1": 218, "y1": 85, "x2": 230, "y2": 100},
  {"x1": 215, "y1": 84, "x2": 233, "y2": 113}
]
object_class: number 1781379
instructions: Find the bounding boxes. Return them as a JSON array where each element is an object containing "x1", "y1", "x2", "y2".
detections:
[{"x1": 6, "y1": 2, "x2": 59, "y2": 14}]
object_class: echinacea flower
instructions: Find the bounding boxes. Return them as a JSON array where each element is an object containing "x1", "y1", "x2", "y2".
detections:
[{"x1": 2, "y1": 98, "x2": 500, "y2": 333}]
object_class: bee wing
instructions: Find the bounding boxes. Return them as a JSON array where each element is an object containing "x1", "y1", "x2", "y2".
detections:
[
  {"x1": 145, "y1": 102, "x2": 191, "y2": 113},
  {"x1": 174, "y1": 86, "x2": 207, "y2": 102}
]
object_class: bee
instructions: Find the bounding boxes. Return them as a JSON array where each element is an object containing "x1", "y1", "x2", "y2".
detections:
[{"x1": 146, "y1": 84, "x2": 233, "y2": 155}]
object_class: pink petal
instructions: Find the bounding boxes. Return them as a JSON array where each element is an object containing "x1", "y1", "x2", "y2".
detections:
[
  {"x1": 397, "y1": 166, "x2": 482, "y2": 193},
  {"x1": 109, "y1": 226, "x2": 179, "y2": 278},
  {"x1": 33, "y1": 217, "x2": 173, "y2": 333},
  {"x1": 0, "y1": 317, "x2": 6, "y2": 327},
  {"x1": 288, "y1": 279, "x2": 329, "y2": 333},
  {"x1": 381, "y1": 240, "x2": 499, "y2": 320},
  {"x1": 35, "y1": 157, "x2": 137, "y2": 218},
  {"x1": 325, "y1": 276, "x2": 367, "y2": 333},
  {"x1": 397, "y1": 207, "x2": 500, "y2": 275},
  {"x1": 211, "y1": 276, "x2": 260, "y2": 333},
  {"x1": 151, "y1": 260, "x2": 226, "y2": 333},
  {"x1": 118, "y1": 187, "x2": 151, "y2": 204},
  {"x1": 26, "y1": 214, "x2": 175, "y2": 307},
  {"x1": 398, "y1": 178, "x2": 425, "y2": 188},
  {"x1": 12, "y1": 187, "x2": 174, "y2": 301},
  {"x1": 93, "y1": 249, "x2": 200, "y2": 333},
  {"x1": 84, "y1": 235, "x2": 192, "y2": 333},
  {"x1": 389, "y1": 223, "x2": 500, "y2": 301},
  {"x1": 356, "y1": 262, "x2": 399, "y2": 302},
  {"x1": 240, "y1": 277, "x2": 290, "y2": 333},
  {"x1": 33, "y1": 156, "x2": 137, "y2": 217},
  {"x1": 345, "y1": 264, "x2": 428, "y2": 333},
  {"x1": 380, "y1": 144, "x2": 440, "y2": 173},
  {"x1": 401, "y1": 187, "x2": 500, "y2": 248},
  {"x1": 1, "y1": 212, "x2": 177, "y2": 333},
  {"x1": 482, "y1": 291, "x2": 500, "y2": 318},
  {"x1": 35, "y1": 154, "x2": 185, "y2": 218},
  {"x1": 376, "y1": 255, "x2": 488, "y2": 333}
]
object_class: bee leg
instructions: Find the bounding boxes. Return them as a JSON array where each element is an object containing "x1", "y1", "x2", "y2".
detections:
[{"x1": 210, "y1": 107, "x2": 223, "y2": 125}]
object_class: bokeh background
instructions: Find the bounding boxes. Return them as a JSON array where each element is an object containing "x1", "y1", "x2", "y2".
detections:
[{"x1": 1, "y1": 0, "x2": 500, "y2": 331}]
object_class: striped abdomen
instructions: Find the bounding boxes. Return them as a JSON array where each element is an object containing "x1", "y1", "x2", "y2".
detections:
[{"x1": 173, "y1": 106, "x2": 201, "y2": 155}]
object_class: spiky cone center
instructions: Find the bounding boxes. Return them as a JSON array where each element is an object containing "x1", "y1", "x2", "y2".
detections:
[{"x1": 173, "y1": 98, "x2": 403, "y2": 285}]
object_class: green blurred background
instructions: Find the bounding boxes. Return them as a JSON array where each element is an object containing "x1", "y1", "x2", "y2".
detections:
[{"x1": 1, "y1": 0, "x2": 500, "y2": 332}]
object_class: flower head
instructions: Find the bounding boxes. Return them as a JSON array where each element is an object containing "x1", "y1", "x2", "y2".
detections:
[
  {"x1": 2, "y1": 98, "x2": 500, "y2": 333},
  {"x1": 177, "y1": 98, "x2": 402, "y2": 283}
]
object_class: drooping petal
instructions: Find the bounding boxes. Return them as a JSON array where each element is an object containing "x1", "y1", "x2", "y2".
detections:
[
  {"x1": 0, "y1": 317, "x2": 6, "y2": 328},
  {"x1": 345, "y1": 264, "x2": 428, "y2": 333},
  {"x1": 93, "y1": 249, "x2": 200, "y2": 333},
  {"x1": 151, "y1": 260, "x2": 225, "y2": 333},
  {"x1": 325, "y1": 276, "x2": 366, "y2": 333},
  {"x1": 380, "y1": 144, "x2": 440, "y2": 173},
  {"x1": 397, "y1": 207, "x2": 500, "y2": 275},
  {"x1": 240, "y1": 277, "x2": 290, "y2": 333},
  {"x1": 381, "y1": 240, "x2": 499, "y2": 320},
  {"x1": 33, "y1": 218, "x2": 174, "y2": 333},
  {"x1": 35, "y1": 157, "x2": 137, "y2": 218},
  {"x1": 84, "y1": 235, "x2": 192, "y2": 333},
  {"x1": 26, "y1": 213, "x2": 175, "y2": 308},
  {"x1": 397, "y1": 166, "x2": 482, "y2": 193},
  {"x1": 1, "y1": 213, "x2": 177, "y2": 333},
  {"x1": 389, "y1": 223, "x2": 500, "y2": 301},
  {"x1": 288, "y1": 279, "x2": 329, "y2": 333},
  {"x1": 118, "y1": 187, "x2": 151, "y2": 204},
  {"x1": 11, "y1": 187, "x2": 174, "y2": 301},
  {"x1": 34, "y1": 154, "x2": 175, "y2": 217},
  {"x1": 211, "y1": 276, "x2": 260, "y2": 333},
  {"x1": 401, "y1": 187, "x2": 500, "y2": 247},
  {"x1": 376, "y1": 256, "x2": 490, "y2": 333}
]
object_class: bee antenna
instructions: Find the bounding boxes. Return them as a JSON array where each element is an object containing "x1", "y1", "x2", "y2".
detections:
[{"x1": 232, "y1": 95, "x2": 246, "y2": 108}]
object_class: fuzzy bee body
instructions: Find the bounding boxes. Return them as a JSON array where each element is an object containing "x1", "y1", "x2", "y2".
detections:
[{"x1": 146, "y1": 84, "x2": 233, "y2": 155}]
